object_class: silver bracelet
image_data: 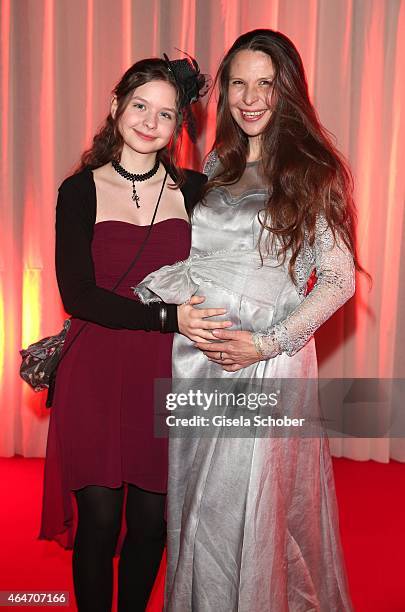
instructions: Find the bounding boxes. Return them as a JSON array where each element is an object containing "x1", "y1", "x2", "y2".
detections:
[
  {"x1": 252, "y1": 333, "x2": 265, "y2": 359},
  {"x1": 159, "y1": 305, "x2": 167, "y2": 332},
  {"x1": 252, "y1": 328, "x2": 283, "y2": 360}
]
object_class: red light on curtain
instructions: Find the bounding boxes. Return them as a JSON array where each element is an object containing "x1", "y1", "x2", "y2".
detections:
[
  {"x1": 0, "y1": 280, "x2": 4, "y2": 385},
  {"x1": 21, "y1": 270, "x2": 41, "y2": 349},
  {"x1": 0, "y1": 0, "x2": 10, "y2": 395},
  {"x1": 177, "y1": 0, "x2": 196, "y2": 168},
  {"x1": 85, "y1": 0, "x2": 94, "y2": 145},
  {"x1": 122, "y1": 0, "x2": 132, "y2": 70}
]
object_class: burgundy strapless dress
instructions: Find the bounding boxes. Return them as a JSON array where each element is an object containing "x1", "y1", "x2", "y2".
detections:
[{"x1": 39, "y1": 219, "x2": 190, "y2": 549}]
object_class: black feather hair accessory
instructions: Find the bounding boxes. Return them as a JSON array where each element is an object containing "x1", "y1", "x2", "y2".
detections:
[{"x1": 163, "y1": 51, "x2": 211, "y2": 142}]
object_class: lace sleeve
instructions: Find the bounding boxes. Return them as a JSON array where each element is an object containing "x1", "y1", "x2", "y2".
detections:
[
  {"x1": 252, "y1": 217, "x2": 356, "y2": 358},
  {"x1": 202, "y1": 150, "x2": 219, "y2": 179}
]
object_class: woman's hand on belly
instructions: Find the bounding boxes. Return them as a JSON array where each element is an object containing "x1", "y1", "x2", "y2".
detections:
[
  {"x1": 178, "y1": 295, "x2": 233, "y2": 342},
  {"x1": 194, "y1": 329, "x2": 262, "y2": 372}
]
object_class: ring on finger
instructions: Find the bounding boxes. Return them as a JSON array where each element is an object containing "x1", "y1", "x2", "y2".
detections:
[{"x1": 219, "y1": 351, "x2": 224, "y2": 360}]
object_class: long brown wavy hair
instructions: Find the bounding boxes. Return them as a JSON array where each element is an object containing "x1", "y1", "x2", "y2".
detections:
[
  {"x1": 206, "y1": 29, "x2": 367, "y2": 282},
  {"x1": 77, "y1": 58, "x2": 184, "y2": 185}
]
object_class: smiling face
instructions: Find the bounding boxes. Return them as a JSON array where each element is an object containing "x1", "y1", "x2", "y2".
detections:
[
  {"x1": 228, "y1": 49, "x2": 275, "y2": 140},
  {"x1": 114, "y1": 79, "x2": 178, "y2": 155}
]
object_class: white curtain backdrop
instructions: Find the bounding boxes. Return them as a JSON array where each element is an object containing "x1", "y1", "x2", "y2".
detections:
[{"x1": 1, "y1": 0, "x2": 404, "y2": 461}]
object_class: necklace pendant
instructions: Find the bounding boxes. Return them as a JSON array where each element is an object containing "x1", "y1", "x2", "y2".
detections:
[{"x1": 132, "y1": 184, "x2": 141, "y2": 208}]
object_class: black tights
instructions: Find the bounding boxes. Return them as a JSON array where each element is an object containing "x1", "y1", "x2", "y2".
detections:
[{"x1": 73, "y1": 484, "x2": 166, "y2": 612}]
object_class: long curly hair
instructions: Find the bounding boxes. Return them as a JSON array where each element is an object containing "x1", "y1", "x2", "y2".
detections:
[
  {"x1": 77, "y1": 58, "x2": 184, "y2": 184},
  {"x1": 206, "y1": 29, "x2": 367, "y2": 282}
]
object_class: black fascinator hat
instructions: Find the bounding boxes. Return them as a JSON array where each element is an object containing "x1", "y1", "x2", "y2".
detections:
[{"x1": 163, "y1": 51, "x2": 211, "y2": 142}]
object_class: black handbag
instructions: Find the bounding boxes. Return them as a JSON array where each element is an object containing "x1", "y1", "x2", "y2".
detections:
[{"x1": 19, "y1": 171, "x2": 167, "y2": 408}]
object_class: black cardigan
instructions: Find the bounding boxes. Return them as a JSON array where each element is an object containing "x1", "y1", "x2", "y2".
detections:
[{"x1": 55, "y1": 166, "x2": 206, "y2": 332}]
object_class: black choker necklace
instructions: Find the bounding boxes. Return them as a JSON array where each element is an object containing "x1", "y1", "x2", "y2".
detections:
[{"x1": 111, "y1": 158, "x2": 160, "y2": 208}]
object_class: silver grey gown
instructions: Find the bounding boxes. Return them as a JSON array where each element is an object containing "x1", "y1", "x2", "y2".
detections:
[{"x1": 136, "y1": 156, "x2": 355, "y2": 612}]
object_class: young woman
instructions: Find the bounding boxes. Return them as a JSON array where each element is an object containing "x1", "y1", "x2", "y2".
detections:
[
  {"x1": 39, "y1": 57, "x2": 231, "y2": 612},
  {"x1": 137, "y1": 30, "x2": 358, "y2": 611}
]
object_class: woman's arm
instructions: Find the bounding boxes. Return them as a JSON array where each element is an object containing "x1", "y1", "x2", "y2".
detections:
[
  {"x1": 55, "y1": 178, "x2": 178, "y2": 331},
  {"x1": 253, "y1": 215, "x2": 355, "y2": 359}
]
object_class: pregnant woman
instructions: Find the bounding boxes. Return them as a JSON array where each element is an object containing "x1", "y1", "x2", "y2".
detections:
[
  {"x1": 39, "y1": 55, "x2": 231, "y2": 612},
  {"x1": 137, "y1": 30, "x2": 358, "y2": 611}
]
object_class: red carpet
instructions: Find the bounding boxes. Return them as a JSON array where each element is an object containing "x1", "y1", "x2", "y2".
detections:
[{"x1": 0, "y1": 456, "x2": 404, "y2": 611}]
